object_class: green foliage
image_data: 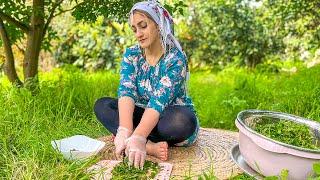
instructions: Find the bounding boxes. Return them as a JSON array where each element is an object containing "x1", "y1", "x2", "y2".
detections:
[
  {"x1": 262, "y1": 0, "x2": 320, "y2": 62},
  {"x1": 177, "y1": 0, "x2": 280, "y2": 69},
  {"x1": 0, "y1": 0, "x2": 140, "y2": 47},
  {"x1": 266, "y1": 0, "x2": 320, "y2": 23},
  {"x1": 2, "y1": 0, "x2": 319, "y2": 75},
  {"x1": 279, "y1": 169, "x2": 289, "y2": 180},
  {"x1": 0, "y1": 68, "x2": 117, "y2": 178},
  {"x1": 163, "y1": 0, "x2": 188, "y2": 16},
  {"x1": 71, "y1": 0, "x2": 140, "y2": 22},
  {"x1": 0, "y1": 0, "x2": 64, "y2": 50},
  {"x1": 52, "y1": 1, "x2": 187, "y2": 71},
  {"x1": 70, "y1": 0, "x2": 187, "y2": 23},
  {"x1": 0, "y1": 0, "x2": 31, "y2": 45},
  {"x1": 54, "y1": 16, "x2": 133, "y2": 71},
  {"x1": 111, "y1": 158, "x2": 160, "y2": 179},
  {"x1": 1, "y1": 64, "x2": 320, "y2": 177},
  {"x1": 172, "y1": 0, "x2": 320, "y2": 69},
  {"x1": 229, "y1": 173, "x2": 255, "y2": 180},
  {"x1": 197, "y1": 169, "x2": 217, "y2": 180},
  {"x1": 189, "y1": 65, "x2": 320, "y2": 130},
  {"x1": 254, "y1": 118, "x2": 318, "y2": 150},
  {"x1": 313, "y1": 163, "x2": 320, "y2": 175},
  {"x1": 0, "y1": 0, "x2": 149, "y2": 88},
  {"x1": 197, "y1": 150, "x2": 217, "y2": 180},
  {"x1": 309, "y1": 162, "x2": 320, "y2": 179},
  {"x1": 263, "y1": 170, "x2": 288, "y2": 180}
]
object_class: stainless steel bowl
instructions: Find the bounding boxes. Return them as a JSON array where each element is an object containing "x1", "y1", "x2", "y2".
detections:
[{"x1": 236, "y1": 109, "x2": 320, "y2": 179}]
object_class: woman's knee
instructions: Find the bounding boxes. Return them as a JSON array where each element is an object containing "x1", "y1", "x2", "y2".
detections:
[
  {"x1": 157, "y1": 106, "x2": 197, "y2": 139},
  {"x1": 94, "y1": 97, "x2": 119, "y2": 132},
  {"x1": 94, "y1": 97, "x2": 116, "y2": 114},
  {"x1": 94, "y1": 97, "x2": 118, "y2": 123}
]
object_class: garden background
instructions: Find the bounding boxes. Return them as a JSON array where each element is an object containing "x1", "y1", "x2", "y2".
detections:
[{"x1": 0, "y1": 0, "x2": 319, "y2": 179}]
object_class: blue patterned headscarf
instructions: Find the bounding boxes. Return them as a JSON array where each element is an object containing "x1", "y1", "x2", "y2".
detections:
[{"x1": 128, "y1": 0, "x2": 183, "y2": 56}]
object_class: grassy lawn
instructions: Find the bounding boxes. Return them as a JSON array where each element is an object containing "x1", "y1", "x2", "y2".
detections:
[
  {"x1": 1, "y1": 65, "x2": 319, "y2": 178},
  {"x1": 190, "y1": 66, "x2": 320, "y2": 130}
]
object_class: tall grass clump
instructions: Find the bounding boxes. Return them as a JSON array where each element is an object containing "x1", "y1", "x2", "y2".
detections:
[{"x1": 0, "y1": 67, "x2": 118, "y2": 178}]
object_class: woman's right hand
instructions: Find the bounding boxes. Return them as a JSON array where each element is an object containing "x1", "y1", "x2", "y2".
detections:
[{"x1": 114, "y1": 126, "x2": 132, "y2": 159}]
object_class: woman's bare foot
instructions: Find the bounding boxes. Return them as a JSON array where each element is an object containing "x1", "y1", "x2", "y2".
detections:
[{"x1": 146, "y1": 140, "x2": 168, "y2": 161}]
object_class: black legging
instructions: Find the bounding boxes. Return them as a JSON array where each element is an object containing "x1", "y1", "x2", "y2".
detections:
[{"x1": 94, "y1": 97, "x2": 197, "y2": 146}]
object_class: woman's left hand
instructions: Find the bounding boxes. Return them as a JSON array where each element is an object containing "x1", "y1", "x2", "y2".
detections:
[{"x1": 125, "y1": 135, "x2": 147, "y2": 169}]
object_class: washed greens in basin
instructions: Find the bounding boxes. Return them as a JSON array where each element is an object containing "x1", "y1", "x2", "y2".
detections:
[{"x1": 248, "y1": 116, "x2": 320, "y2": 150}]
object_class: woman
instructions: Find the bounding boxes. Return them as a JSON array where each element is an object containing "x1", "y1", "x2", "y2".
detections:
[{"x1": 94, "y1": 0, "x2": 199, "y2": 169}]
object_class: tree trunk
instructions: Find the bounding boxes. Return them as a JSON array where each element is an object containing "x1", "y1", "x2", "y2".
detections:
[
  {"x1": 0, "y1": 18, "x2": 23, "y2": 86},
  {"x1": 23, "y1": 0, "x2": 44, "y2": 89}
]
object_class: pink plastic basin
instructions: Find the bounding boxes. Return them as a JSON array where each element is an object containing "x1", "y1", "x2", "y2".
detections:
[{"x1": 236, "y1": 110, "x2": 320, "y2": 179}]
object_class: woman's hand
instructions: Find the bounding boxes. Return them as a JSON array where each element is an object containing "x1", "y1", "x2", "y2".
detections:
[
  {"x1": 114, "y1": 126, "x2": 132, "y2": 159},
  {"x1": 125, "y1": 135, "x2": 147, "y2": 169}
]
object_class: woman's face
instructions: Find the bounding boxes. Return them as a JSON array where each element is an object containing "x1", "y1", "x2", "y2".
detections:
[{"x1": 130, "y1": 11, "x2": 160, "y2": 49}]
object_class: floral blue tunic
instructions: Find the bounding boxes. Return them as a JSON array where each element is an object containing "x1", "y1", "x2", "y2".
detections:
[{"x1": 117, "y1": 44, "x2": 199, "y2": 146}]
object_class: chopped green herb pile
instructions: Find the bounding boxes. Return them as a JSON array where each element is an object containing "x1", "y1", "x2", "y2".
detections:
[
  {"x1": 111, "y1": 158, "x2": 160, "y2": 180},
  {"x1": 253, "y1": 118, "x2": 319, "y2": 150}
]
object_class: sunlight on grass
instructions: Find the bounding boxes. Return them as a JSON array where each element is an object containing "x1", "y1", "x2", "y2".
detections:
[{"x1": 1, "y1": 65, "x2": 320, "y2": 178}]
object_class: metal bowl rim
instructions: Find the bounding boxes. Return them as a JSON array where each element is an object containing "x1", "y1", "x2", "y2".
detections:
[{"x1": 236, "y1": 109, "x2": 320, "y2": 153}]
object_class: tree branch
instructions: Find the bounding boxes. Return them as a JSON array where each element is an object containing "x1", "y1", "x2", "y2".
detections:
[
  {"x1": 14, "y1": 43, "x2": 26, "y2": 55},
  {"x1": 53, "y1": 2, "x2": 85, "y2": 18},
  {"x1": 0, "y1": 18, "x2": 23, "y2": 86},
  {"x1": 0, "y1": 12, "x2": 30, "y2": 33},
  {"x1": 43, "y1": 0, "x2": 64, "y2": 36}
]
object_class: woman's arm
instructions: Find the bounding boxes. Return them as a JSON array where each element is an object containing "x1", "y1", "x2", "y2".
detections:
[
  {"x1": 117, "y1": 48, "x2": 138, "y2": 131},
  {"x1": 132, "y1": 108, "x2": 160, "y2": 137},
  {"x1": 118, "y1": 96, "x2": 135, "y2": 131}
]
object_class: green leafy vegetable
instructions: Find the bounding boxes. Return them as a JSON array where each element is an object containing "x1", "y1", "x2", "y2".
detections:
[
  {"x1": 111, "y1": 158, "x2": 160, "y2": 180},
  {"x1": 253, "y1": 118, "x2": 319, "y2": 150},
  {"x1": 313, "y1": 162, "x2": 320, "y2": 175}
]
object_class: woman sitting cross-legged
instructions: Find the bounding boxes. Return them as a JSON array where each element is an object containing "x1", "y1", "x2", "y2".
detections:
[{"x1": 94, "y1": 0, "x2": 199, "y2": 169}]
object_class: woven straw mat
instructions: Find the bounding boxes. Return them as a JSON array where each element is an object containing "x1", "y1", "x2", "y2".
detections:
[{"x1": 97, "y1": 128, "x2": 242, "y2": 179}]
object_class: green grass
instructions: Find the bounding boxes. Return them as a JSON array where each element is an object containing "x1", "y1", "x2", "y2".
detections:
[
  {"x1": 189, "y1": 65, "x2": 320, "y2": 130},
  {"x1": 0, "y1": 68, "x2": 116, "y2": 178},
  {"x1": 1, "y1": 65, "x2": 320, "y2": 178}
]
